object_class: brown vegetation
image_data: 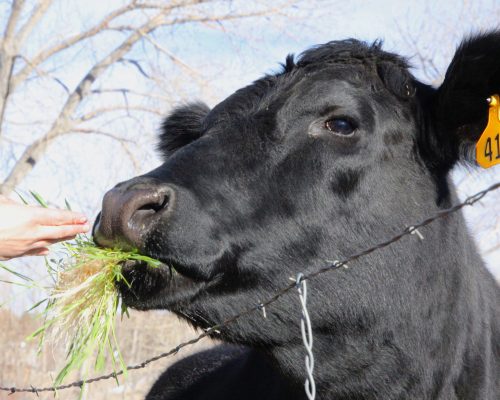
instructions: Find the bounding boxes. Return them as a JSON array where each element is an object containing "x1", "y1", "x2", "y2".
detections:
[{"x1": 0, "y1": 308, "x2": 214, "y2": 399}]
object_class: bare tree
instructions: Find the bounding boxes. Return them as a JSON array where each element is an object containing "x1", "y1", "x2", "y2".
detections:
[{"x1": 0, "y1": 0, "x2": 297, "y2": 195}]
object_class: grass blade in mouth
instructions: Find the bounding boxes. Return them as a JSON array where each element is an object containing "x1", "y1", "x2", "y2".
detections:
[{"x1": 32, "y1": 235, "x2": 162, "y2": 386}]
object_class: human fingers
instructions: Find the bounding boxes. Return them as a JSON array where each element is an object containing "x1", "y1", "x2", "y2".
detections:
[
  {"x1": 22, "y1": 247, "x2": 50, "y2": 257},
  {"x1": 33, "y1": 207, "x2": 88, "y2": 226},
  {"x1": 30, "y1": 234, "x2": 79, "y2": 249},
  {"x1": 35, "y1": 223, "x2": 90, "y2": 241}
]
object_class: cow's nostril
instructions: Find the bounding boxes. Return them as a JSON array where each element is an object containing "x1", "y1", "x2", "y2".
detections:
[
  {"x1": 137, "y1": 193, "x2": 169, "y2": 213},
  {"x1": 132, "y1": 193, "x2": 170, "y2": 221}
]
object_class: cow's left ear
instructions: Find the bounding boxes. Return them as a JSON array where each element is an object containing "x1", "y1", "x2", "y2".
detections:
[
  {"x1": 432, "y1": 31, "x2": 500, "y2": 167},
  {"x1": 158, "y1": 102, "x2": 210, "y2": 159}
]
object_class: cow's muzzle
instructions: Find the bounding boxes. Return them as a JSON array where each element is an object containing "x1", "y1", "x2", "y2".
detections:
[{"x1": 93, "y1": 178, "x2": 174, "y2": 250}]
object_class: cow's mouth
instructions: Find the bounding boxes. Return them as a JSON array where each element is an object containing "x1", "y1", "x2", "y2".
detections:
[
  {"x1": 117, "y1": 255, "x2": 209, "y2": 311},
  {"x1": 120, "y1": 259, "x2": 176, "y2": 278}
]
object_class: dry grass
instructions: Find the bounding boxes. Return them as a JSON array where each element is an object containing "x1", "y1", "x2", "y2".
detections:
[{"x1": 0, "y1": 308, "x2": 215, "y2": 400}]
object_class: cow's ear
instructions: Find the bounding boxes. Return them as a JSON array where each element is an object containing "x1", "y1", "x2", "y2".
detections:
[
  {"x1": 158, "y1": 102, "x2": 210, "y2": 158},
  {"x1": 433, "y1": 31, "x2": 500, "y2": 166}
]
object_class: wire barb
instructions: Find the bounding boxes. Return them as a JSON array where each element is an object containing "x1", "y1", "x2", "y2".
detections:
[
  {"x1": 408, "y1": 226, "x2": 424, "y2": 240},
  {"x1": 258, "y1": 303, "x2": 267, "y2": 319}
]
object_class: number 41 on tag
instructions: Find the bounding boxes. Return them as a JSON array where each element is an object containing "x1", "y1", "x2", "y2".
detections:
[
  {"x1": 483, "y1": 133, "x2": 500, "y2": 163},
  {"x1": 476, "y1": 94, "x2": 500, "y2": 168}
]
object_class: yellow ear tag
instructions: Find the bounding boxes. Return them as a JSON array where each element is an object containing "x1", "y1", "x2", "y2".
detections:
[{"x1": 476, "y1": 94, "x2": 500, "y2": 168}]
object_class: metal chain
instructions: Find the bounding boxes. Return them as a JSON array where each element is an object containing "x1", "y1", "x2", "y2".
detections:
[
  {"x1": 296, "y1": 273, "x2": 315, "y2": 400},
  {"x1": 1, "y1": 180, "x2": 499, "y2": 394}
]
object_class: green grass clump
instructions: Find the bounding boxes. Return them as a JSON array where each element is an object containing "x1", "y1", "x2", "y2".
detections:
[{"x1": 33, "y1": 235, "x2": 161, "y2": 386}]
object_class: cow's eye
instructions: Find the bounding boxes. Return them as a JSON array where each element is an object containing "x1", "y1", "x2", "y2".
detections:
[{"x1": 325, "y1": 118, "x2": 356, "y2": 136}]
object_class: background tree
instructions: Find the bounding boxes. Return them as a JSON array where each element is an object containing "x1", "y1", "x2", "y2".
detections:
[{"x1": 0, "y1": 0, "x2": 298, "y2": 196}]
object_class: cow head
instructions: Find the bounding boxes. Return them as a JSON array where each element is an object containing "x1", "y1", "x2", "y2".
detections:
[{"x1": 94, "y1": 32, "x2": 500, "y2": 388}]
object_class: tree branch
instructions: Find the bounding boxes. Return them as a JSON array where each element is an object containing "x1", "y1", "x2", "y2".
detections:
[
  {"x1": 0, "y1": 1, "x2": 294, "y2": 194},
  {"x1": 10, "y1": 1, "x2": 146, "y2": 89},
  {"x1": 15, "y1": 0, "x2": 53, "y2": 46},
  {"x1": 483, "y1": 242, "x2": 500, "y2": 256},
  {"x1": 90, "y1": 88, "x2": 171, "y2": 102},
  {"x1": 70, "y1": 128, "x2": 134, "y2": 143},
  {"x1": 0, "y1": 10, "x2": 171, "y2": 194},
  {"x1": 78, "y1": 105, "x2": 164, "y2": 122},
  {"x1": 142, "y1": 33, "x2": 205, "y2": 81},
  {"x1": 9, "y1": 0, "x2": 211, "y2": 90},
  {"x1": 0, "y1": 0, "x2": 26, "y2": 141},
  {"x1": 2, "y1": 0, "x2": 25, "y2": 47}
]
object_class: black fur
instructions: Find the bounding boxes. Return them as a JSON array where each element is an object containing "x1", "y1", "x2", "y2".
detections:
[
  {"x1": 330, "y1": 168, "x2": 363, "y2": 198},
  {"x1": 95, "y1": 32, "x2": 500, "y2": 399},
  {"x1": 158, "y1": 102, "x2": 210, "y2": 157},
  {"x1": 147, "y1": 345, "x2": 301, "y2": 400}
]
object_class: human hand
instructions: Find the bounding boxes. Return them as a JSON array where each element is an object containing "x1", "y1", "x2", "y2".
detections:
[{"x1": 0, "y1": 195, "x2": 90, "y2": 260}]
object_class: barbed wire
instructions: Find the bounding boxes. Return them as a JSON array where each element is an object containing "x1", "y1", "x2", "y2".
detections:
[
  {"x1": 296, "y1": 273, "x2": 316, "y2": 400},
  {"x1": 1, "y1": 180, "x2": 499, "y2": 395}
]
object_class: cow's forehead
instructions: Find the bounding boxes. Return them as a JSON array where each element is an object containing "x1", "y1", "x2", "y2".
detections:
[
  {"x1": 279, "y1": 76, "x2": 370, "y2": 115},
  {"x1": 296, "y1": 39, "x2": 409, "y2": 70},
  {"x1": 207, "y1": 67, "x2": 405, "y2": 127},
  {"x1": 203, "y1": 40, "x2": 415, "y2": 131}
]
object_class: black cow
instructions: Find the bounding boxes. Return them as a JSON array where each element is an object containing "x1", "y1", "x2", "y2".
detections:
[{"x1": 94, "y1": 32, "x2": 500, "y2": 399}]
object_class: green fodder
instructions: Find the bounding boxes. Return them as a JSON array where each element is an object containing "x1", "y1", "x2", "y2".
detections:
[{"x1": 31, "y1": 236, "x2": 162, "y2": 386}]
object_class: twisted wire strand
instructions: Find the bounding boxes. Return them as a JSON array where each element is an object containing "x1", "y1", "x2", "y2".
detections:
[
  {"x1": 296, "y1": 273, "x2": 316, "y2": 400},
  {"x1": 1, "y1": 180, "x2": 499, "y2": 394}
]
